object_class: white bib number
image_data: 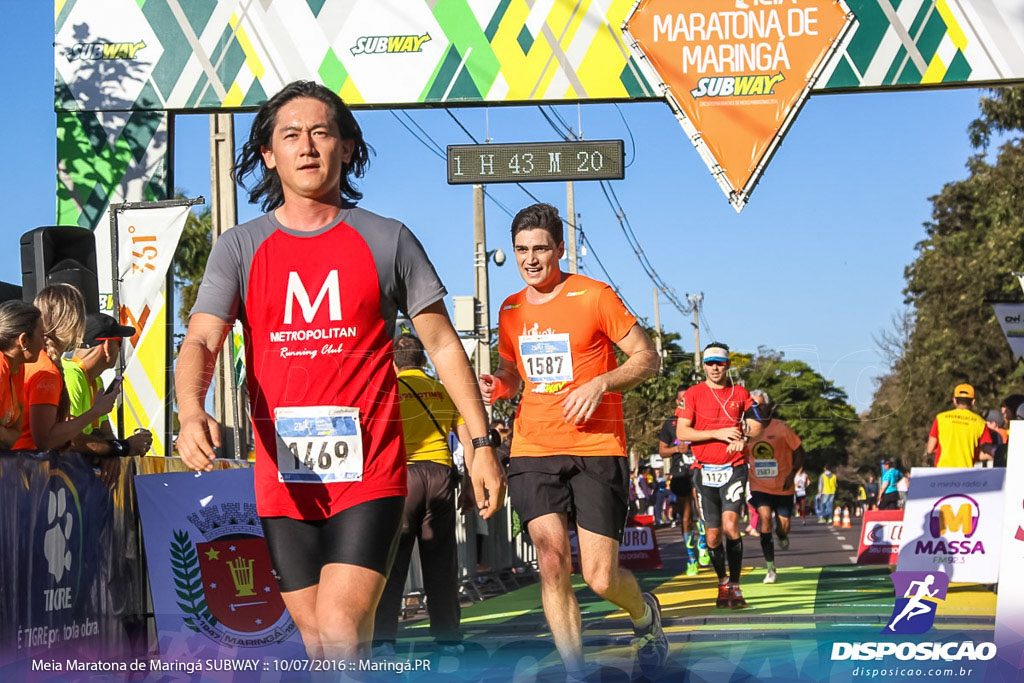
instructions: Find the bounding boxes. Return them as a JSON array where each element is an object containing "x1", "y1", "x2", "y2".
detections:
[
  {"x1": 754, "y1": 460, "x2": 779, "y2": 479},
  {"x1": 275, "y1": 406, "x2": 364, "y2": 484},
  {"x1": 702, "y1": 464, "x2": 733, "y2": 488},
  {"x1": 519, "y1": 333, "x2": 573, "y2": 385}
]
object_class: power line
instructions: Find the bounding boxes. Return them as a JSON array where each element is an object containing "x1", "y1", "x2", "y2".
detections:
[{"x1": 537, "y1": 106, "x2": 689, "y2": 319}]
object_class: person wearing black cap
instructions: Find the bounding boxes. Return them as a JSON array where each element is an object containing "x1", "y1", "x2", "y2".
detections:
[{"x1": 62, "y1": 313, "x2": 152, "y2": 457}]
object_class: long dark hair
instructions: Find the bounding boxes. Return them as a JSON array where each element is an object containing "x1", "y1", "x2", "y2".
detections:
[{"x1": 233, "y1": 80, "x2": 372, "y2": 212}]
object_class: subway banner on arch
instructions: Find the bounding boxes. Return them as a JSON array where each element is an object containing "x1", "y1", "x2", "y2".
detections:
[{"x1": 98, "y1": 203, "x2": 191, "y2": 455}]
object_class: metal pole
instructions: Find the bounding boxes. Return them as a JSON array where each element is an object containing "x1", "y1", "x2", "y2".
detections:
[
  {"x1": 566, "y1": 182, "x2": 577, "y2": 274},
  {"x1": 210, "y1": 113, "x2": 242, "y2": 460},
  {"x1": 652, "y1": 287, "x2": 662, "y2": 359},
  {"x1": 108, "y1": 205, "x2": 125, "y2": 440},
  {"x1": 473, "y1": 184, "x2": 492, "y2": 380},
  {"x1": 689, "y1": 293, "x2": 703, "y2": 373}
]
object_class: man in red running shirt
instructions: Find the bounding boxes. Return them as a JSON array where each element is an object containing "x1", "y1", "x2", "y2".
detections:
[
  {"x1": 175, "y1": 81, "x2": 506, "y2": 660},
  {"x1": 676, "y1": 343, "x2": 765, "y2": 608}
]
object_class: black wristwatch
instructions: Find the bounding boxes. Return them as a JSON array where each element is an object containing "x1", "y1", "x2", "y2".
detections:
[
  {"x1": 471, "y1": 429, "x2": 501, "y2": 449},
  {"x1": 108, "y1": 439, "x2": 129, "y2": 456}
]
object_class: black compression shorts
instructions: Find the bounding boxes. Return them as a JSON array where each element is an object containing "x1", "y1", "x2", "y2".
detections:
[
  {"x1": 261, "y1": 495, "x2": 405, "y2": 593},
  {"x1": 507, "y1": 455, "x2": 629, "y2": 543},
  {"x1": 694, "y1": 463, "x2": 748, "y2": 528}
]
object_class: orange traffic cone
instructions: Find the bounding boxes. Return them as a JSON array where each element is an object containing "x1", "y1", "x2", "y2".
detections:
[
  {"x1": 832, "y1": 507, "x2": 841, "y2": 527},
  {"x1": 842, "y1": 507, "x2": 852, "y2": 529}
]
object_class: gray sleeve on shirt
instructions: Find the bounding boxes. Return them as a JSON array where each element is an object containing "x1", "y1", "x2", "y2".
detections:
[
  {"x1": 190, "y1": 226, "x2": 244, "y2": 324},
  {"x1": 394, "y1": 224, "x2": 446, "y2": 318}
]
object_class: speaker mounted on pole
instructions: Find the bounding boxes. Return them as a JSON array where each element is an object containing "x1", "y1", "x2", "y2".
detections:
[{"x1": 20, "y1": 226, "x2": 99, "y2": 315}]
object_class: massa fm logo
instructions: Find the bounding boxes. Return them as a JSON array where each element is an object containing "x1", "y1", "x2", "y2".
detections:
[
  {"x1": 913, "y1": 494, "x2": 986, "y2": 557},
  {"x1": 350, "y1": 34, "x2": 432, "y2": 55},
  {"x1": 751, "y1": 441, "x2": 774, "y2": 460}
]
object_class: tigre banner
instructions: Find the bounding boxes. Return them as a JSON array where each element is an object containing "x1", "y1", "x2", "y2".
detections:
[{"x1": 98, "y1": 203, "x2": 192, "y2": 454}]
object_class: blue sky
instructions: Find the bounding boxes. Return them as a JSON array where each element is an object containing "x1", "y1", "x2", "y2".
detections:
[{"x1": 3, "y1": 1, "x2": 995, "y2": 411}]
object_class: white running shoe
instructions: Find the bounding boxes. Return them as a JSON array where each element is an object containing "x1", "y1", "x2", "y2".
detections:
[{"x1": 763, "y1": 568, "x2": 777, "y2": 584}]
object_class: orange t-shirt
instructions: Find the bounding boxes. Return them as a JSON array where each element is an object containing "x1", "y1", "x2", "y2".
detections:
[
  {"x1": 497, "y1": 273, "x2": 637, "y2": 457},
  {"x1": 745, "y1": 419, "x2": 802, "y2": 495},
  {"x1": 14, "y1": 354, "x2": 63, "y2": 450},
  {"x1": 0, "y1": 355, "x2": 24, "y2": 432}
]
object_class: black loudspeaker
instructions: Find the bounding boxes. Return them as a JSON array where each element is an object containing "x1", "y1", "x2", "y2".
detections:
[
  {"x1": 20, "y1": 226, "x2": 100, "y2": 315},
  {"x1": 0, "y1": 281, "x2": 23, "y2": 304}
]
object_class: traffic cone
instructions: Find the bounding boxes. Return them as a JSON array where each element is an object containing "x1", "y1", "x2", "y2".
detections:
[
  {"x1": 842, "y1": 507, "x2": 852, "y2": 529},
  {"x1": 832, "y1": 507, "x2": 841, "y2": 526}
]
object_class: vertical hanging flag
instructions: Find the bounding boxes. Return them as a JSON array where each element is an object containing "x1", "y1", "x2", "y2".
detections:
[{"x1": 109, "y1": 203, "x2": 193, "y2": 454}]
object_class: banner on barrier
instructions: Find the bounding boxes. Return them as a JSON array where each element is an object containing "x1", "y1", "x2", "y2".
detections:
[
  {"x1": 569, "y1": 515, "x2": 662, "y2": 571},
  {"x1": 134, "y1": 469, "x2": 305, "y2": 662},
  {"x1": 857, "y1": 509, "x2": 903, "y2": 565},
  {"x1": 996, "y1": 421, "x2": 1024, "y2": 668},
  {"x1": 895, "y1": 467, "x2": 1005, "y2": 583},
  {"x1": 0, "y1": 452, "x2": 125, "y2": 661}
]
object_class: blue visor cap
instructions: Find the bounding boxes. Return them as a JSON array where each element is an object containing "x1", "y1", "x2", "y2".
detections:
[{"x1": 702, "y1": 347, "x2": 729, "y2": 364}]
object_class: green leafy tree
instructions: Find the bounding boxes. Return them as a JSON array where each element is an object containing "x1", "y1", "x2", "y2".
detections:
[
  {"x1": 736, "y1": 348, "x2": 858, "y2": 474},
  {"x1": 853, "y1": 86, "x2": 1024, "y2": 468},
  {"x1": 620, "y1": 329, "x2": 695, "y2": 457},
  {"x1": 173, "y1": 207, "x2": 213, "y2": 327}
]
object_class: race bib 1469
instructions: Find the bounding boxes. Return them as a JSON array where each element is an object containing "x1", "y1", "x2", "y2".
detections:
[{"x1": 274, "y1": 406, "x2": 364, "y2": 484}]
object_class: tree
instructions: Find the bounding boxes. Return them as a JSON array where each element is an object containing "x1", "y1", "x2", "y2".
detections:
[
  {"x1": 736, "y1": 348, "x2": 858, "y2": 474},
  {"x1": 853, "y1": 86, "x2": 1024, "y2": 468},
  {"x1": 620, "y1": 329, "x2": 695, "y2": 457},
  {"x1": 173, "y1": 207, "x2": 213, "y2": 328}
]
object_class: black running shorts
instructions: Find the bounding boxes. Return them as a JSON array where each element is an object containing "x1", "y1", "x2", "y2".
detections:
[
  {"x1": 749, "y1": 489, "x2": 795, "y2": 519},
  {"x1": 261, "y1": 495, "x2": 405, "y2": 593},
  {"x1": 669, "y1": 468, "x2": 694, "y2": 497},
  {"x1": 507, "y1": 455, "x2": 629, "y2": 543},
  {"x1": 694, "y1": 463, "x2": 749, "y2": 528}
]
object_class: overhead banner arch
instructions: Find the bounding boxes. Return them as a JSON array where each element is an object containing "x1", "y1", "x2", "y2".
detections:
[{"x1": 55, "y1": 0, "x2": 1024, "y2": 218}]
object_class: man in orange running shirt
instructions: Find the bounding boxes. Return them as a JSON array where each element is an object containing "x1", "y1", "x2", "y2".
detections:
[{"x1": 479, "y1": 203, "x2": 667, "y2": 679}]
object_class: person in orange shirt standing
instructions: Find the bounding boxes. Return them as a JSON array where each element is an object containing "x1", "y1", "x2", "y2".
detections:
[
  {"x1": 479, "y1": 203, "x2": 665, "y2": 679},
  {"x1": 14, "y1": 285, "x2": 117, "y2": 451},
  {"x1": 744, "y1": 390, "x2": 804, "y2": 584},
  {"x1": 0, "y1": 300, "x2": 45, "y2": 448}
]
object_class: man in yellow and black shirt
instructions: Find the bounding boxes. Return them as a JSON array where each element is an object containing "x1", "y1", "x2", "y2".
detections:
[
  {"x1": 373, "y1": 333, "x2": 473, "y2": 651},
  {"x1": 926, "y1": 383, "x2": 995, "y2": 468}
]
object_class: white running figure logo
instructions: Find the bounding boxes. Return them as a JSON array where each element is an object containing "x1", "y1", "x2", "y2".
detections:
[{"x1": 887, "y1": 574, "x2": 938, "y2": 630}]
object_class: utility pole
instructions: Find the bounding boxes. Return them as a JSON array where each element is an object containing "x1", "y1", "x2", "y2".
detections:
[
  {"x1": 473, "y1": 184, "x2": 492, "y2": 380},
  {"x1": 566, "y1": 182, "x2": 577, "y2": 273},
  {"x1": 209, "y1": 113, "x2": 242, "y2": 460},
  {"x1": 652, "y1": 287, "x2": 663, "y2": 358},
  {"x1": 687, "y1": 292, "x2": 704, "y2": 372}
]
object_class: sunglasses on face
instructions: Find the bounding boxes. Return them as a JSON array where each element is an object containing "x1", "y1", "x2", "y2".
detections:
[{"x1": 704, "y1": 361, "x2": 727, "y2": 367}]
